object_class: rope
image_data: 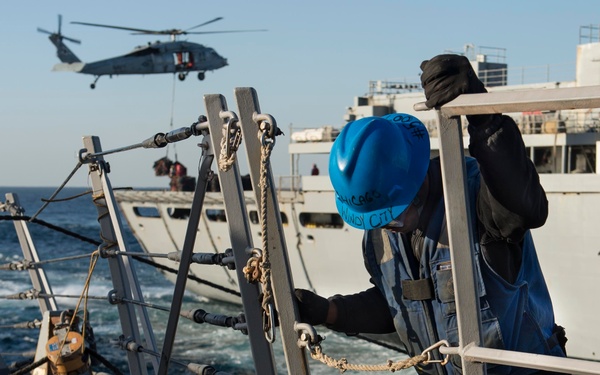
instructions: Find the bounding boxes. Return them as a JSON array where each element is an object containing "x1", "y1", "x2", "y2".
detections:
[
  {"x1": 218, "y1": 118, "x2": 242, "y2": 172},
  {"x1": 2, "y1": 194, "x2": 242, "y2": 297},
  {"x1": 0, "y1": 216, "x2": 101, "y2": 246},
  {"x1": 39, "y1": 187, "x2": 132, "y2": 203},
  {"x1": 28, "y1": 161, "x2": 84, "y2": 221},
  {"x1": 41, "y1": 189, "x2": 93, "y2": 202},
  {"x1": 9, "y1": 356, "x2": 49, "y2": 375},
  {"x1": 299, "y1": 333, "x2": 449, "y2": 373},
  {"x1": 257, "y1": 125, "x2": 276, "y2": 337},
  {"x1": 86, "y1": 347, "x2": 125, "y2": 375},
  {"x1": 310, "y1": 346, "x2": 428, "y2": 373},
  {"x1": 57, "y1": 250, "x2": 99, "y2": 361},
  {"x1": 168, "y1": 72, "x2": 178, "y2": 162},
  {"x1": 240, "y1": 119, "x2": 277, "y2": 339},
  {"x1": 290, "y1": 202, "x2": 315, "y2": 293},
  {"x1": 0, "y1": 320, "x2": 40, "y2": 329},
  {"x1": 1, "y1": 253, "x2": 93, "y2": 270},
  {"x1": 219, "y1": 121, "x2": 235, "y2": 171},
  {"x1": 132, "y1": 254, "x2": 241, "y2": 297}
]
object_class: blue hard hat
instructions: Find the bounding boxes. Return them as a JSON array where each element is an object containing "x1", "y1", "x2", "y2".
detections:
[{"x1": 329, "y1": 113, "x2": 430, "y2": 230}]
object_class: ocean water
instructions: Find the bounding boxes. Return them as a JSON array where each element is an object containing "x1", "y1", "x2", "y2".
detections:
[{"x1": 0, "y1": 187, "x2": 411, "y2": 374}]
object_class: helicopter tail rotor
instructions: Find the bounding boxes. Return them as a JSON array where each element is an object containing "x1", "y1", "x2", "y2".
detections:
[
  {"x1": 39, "y1": 15, "x2": 82, "y2": 63},
  {"x1": 38, "y1": 14, "x2": 81, "y2": 45}
]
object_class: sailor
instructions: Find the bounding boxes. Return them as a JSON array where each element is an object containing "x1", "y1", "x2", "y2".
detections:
[
  {"x1": 294, "y1": 54, "x2": 567, "y2": 375},
  {"x1": 311, "y1": 163, "x2": 320, "y2": 176}
]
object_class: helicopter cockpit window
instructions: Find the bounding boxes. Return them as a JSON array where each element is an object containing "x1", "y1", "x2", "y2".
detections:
[{"x1": 174, "y1": 52, "x2": 194, "y2": 68}]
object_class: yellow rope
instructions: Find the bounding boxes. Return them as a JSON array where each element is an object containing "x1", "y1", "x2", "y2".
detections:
[{"x1": 57, "y1": 249, "x2": 99, "y2": 357}]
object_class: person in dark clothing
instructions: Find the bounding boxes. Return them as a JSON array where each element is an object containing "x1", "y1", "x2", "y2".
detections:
[
  {"x1": 294, "y1": 55, "x2": 567, "y2": 375},
  {"x1": 311, "y1": 163, "x2": 320, "y2": 176}
]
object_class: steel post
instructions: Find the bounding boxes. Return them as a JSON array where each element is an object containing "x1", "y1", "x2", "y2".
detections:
[
  {"x1": 205, "y1": 93, "x2": 278, "y2": 374},
  {"x1": 4, "y1": 193, "x2": 58, "y2": 314},
  {"x1": 234, "y1": 87, "x2": 310, "y2": 374},
  {"x1": 157, "y1": 134, "x2": 215, "y2": 374},
  {"x1": 435, "y1": 114, "x2": 485, "y2": 375},
  {"x1": 82, "y1": 135, "x2": 153, "y2": 374}
]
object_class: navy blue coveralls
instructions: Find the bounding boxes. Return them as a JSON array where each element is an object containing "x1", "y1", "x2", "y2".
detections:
[{"x1": 327, "y1": 115, "x2": 567, "y2": 375}]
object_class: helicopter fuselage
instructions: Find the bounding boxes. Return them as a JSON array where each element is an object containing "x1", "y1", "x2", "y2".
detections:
[
  {"x1": 79, "y1": 41, "x2": 228, "y2": 76},
  {"x1": 40, "y1": 15, "x2": 258, "y2": 88}
]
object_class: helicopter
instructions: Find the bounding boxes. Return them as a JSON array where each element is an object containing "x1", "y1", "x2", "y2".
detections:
[{"x1": 37, "y1": 15, "x2": 266, "y2": 89}]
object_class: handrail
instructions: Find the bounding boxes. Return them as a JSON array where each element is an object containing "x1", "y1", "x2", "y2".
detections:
[
  {"x1": 414, "y1": 85, "x2": 600, "y2": 115},
  {"x1": 441, "y1": 345, "x2": 600, "y2": 375}
]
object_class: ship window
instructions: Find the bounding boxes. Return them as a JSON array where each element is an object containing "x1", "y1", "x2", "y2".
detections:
[
  {"x1": 132, "y1": 206, "x2": 160, "y2": 218},
  {"x1": 167, "y1": 207, "x2": 191, "y2": 219},
  {"x1": 206, "y1": 209, "x2": 227, "y2": 222},
  {"x1": 569, "y1": 145, "x2": 596, "y2": 173},
  {"x1": 533, "y1": 147, "x2": 556, "y2": 174},
  {"x1": 299, "y1": 212, "x2": 344, "y2": 229},
  {"x1": 249, "y1": 210, "x2": 288, "y2": 225}
]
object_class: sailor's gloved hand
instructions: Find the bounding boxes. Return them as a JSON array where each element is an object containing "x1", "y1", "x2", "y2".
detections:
[
  {"x1": 294, "y1": 289, "x2": 330, "y2": 326},
  {"x1": 420, "y1": 54, "x2": 487, "y2": 109}
]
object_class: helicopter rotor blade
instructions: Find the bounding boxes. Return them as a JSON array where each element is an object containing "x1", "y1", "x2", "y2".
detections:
[
  {"x1": 185, "y1": 17, "x2": 224, "y2": 32},
  {"x1": 37, "y1": 27, "x2": 53, "y2": 35},
  {"x1": 71, "y1": 18, "x2": 265, "y2": 38},
  {"x1": 186, "y1": 29, "x2": 268, "y2": 35},
  {"x1": 71, "y1": 21, "x2": 161, "y2": 35},
  {"x1": 130, "y1": 30, "x2": 183, "y2": 36},
  {"x1": 62, "y1": 36, "x2": 82, "y2": 44}
]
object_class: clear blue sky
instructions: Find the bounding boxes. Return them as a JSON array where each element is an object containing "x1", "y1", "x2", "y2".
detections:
[{"x1": 0, "y1": 0, "x2": 596, "y2": 188}]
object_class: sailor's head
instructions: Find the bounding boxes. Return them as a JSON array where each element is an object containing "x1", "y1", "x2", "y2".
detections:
[{"x1": 329, "y1": 113, "x2": 430, "y2": 231}]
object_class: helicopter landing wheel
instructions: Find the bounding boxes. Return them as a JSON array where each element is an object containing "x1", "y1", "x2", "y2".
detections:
[
  {"x1": 90, "y1": 75, "x2": 100, "y2": 89},
  {"x1": 178, "y1": 73, "x2": 186, "y2": 81},
  {"x1": 198, "y1": 72, "x2": 205, "y2": 81}
]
